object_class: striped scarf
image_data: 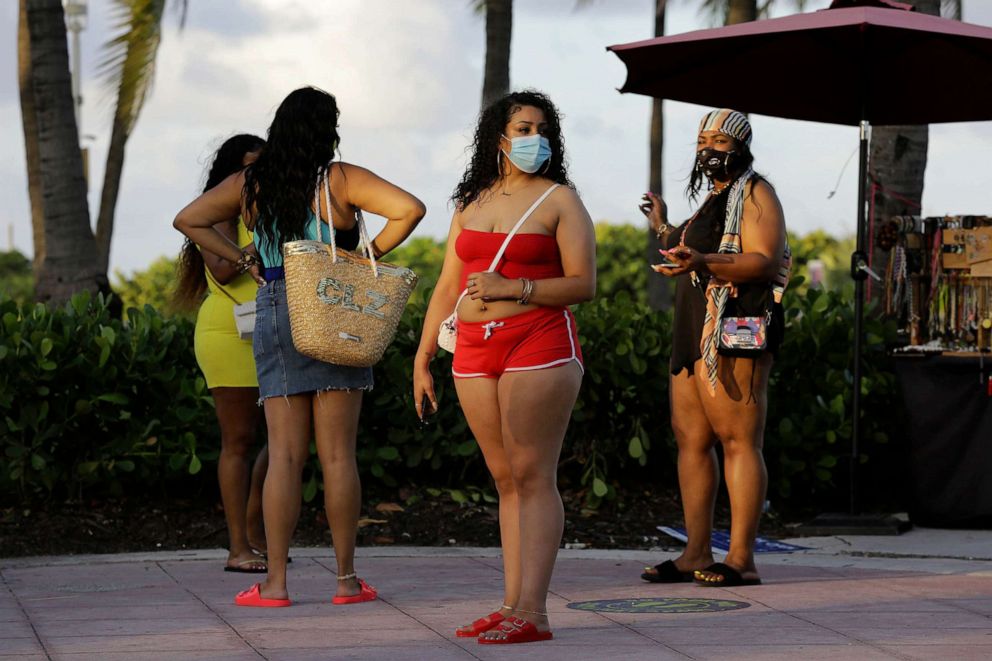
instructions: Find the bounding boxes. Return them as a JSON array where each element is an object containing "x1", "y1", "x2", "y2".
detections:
[{"x1": 699, "y1": 170, "x2": 792, "y2": 396}]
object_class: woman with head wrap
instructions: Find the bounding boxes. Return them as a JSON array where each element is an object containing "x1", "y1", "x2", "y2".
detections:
[{"x1": 640, "y1": 109, "x2": 791, "y2": 587}]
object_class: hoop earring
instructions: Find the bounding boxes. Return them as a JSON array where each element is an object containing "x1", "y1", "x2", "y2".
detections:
[
  {"x1": 496, "y1": 151, "x2": 503, "y2": 176},
  {"x1": 541, "y1": 158, "x2": 551, "y2": 175}
]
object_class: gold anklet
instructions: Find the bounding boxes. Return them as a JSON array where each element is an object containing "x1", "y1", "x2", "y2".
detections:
[{"x1": 513, "y1": 607, "x2": 548, "y2": 616}]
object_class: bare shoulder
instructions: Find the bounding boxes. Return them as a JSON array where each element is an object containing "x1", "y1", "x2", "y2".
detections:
[
  {"x1": 336, "y1": 161, "x2": 367, "y2": 178},
  {"x1": 451, "y1": 203, "x2": 467, "y2": 229},
  {"x1": 548, "y1": 183, "x2": 583, "y2": 211},
  {"x1": 746, "y1": 178, "x2": 780, "y2": 206}
]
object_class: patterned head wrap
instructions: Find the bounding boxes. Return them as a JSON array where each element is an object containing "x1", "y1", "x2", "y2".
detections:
[
  {"x1": 698, "y1": 108, "x2": 752, "y2": 147},
  {"x1": 695, "y1": 109, "x2": 791, "y2": 397}
]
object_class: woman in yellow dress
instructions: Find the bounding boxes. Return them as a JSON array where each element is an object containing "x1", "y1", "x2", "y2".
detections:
[{"x1": 175, "y1": 134, "x2": 270, "y2": 572}]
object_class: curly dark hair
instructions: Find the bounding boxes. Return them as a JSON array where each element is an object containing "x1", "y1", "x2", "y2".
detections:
[
  {"x1": 244, "y1": 87, "x2": 341, "y2": 259},
  {"x1": 174, "y1": 133, "x2": 265, "y2": 309},
  {"x1": 452, "y1": 90, "x2": 573, "y2": 209},
  {"x1": 685, "y1": 138, "x2": 757, "y2": 204}
]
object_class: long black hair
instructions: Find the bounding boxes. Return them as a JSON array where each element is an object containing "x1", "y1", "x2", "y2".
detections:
[
  {"x1": 452, "y1": 90, "x2": 573, "y2": 209},
  {"x1": 174, "y1": 133, "x2": 265, "y2": 308},
  {"x1": 244, "y1": 87, "x2": 341, "y2": 257}
]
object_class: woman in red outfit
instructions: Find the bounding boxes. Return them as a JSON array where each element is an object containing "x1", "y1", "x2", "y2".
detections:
[{"x1": 413, "y1": 90, "x2": 596, "y2": 645}]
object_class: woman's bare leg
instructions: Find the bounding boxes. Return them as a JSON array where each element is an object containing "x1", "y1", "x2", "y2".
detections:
[
  {"x1": 255, "y1": 394, "x2": 312, "y2": 599},
  {"x1": 669, "y1": 367, "x2": 718, "y2": 574},
  {"x1": 312, "y1": 389, "x2": 364, "y2": 598},
  {"x1": 212, "y1": 387, "x2": 265, "y2": 570},
  {"x1": 694, "y1": 354, "x2": 772, "y2": 583},
  {"x1": 480, "y1": 362, "x2": 582, "y2": 640},
  {"x1": 246, "y1": 444, "x2": 268, "y2": 554},
  {"x1": 454, "y1": 377, "x2": 519, "y2": 630}
]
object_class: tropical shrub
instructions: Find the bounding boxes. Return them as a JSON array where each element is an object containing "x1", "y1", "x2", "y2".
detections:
[
  {"x1": 0, "y1": 293, "x2": 215, "y2": 500},
  {"x1": 112, "y1": 255, "x2": 185, "y2": 317},
  {"x1": 1, "y1": 225, "x2": 906, "y2": 514},
  {"x1": 0, "y1": 250, "x2": 34, "y2": 305}
]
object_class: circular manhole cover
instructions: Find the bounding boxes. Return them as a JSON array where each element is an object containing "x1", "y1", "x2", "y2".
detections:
[{"x1": 567, "y1": 597, "x2": 751, "y2": 614}]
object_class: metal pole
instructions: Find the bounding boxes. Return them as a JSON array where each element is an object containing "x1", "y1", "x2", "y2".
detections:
[
  {"x1": 63, "y1": 0, "x2": 87, "y2": 141},
  {"x1": 850, "y1": 119, "x2": 870, "y2": 516}
]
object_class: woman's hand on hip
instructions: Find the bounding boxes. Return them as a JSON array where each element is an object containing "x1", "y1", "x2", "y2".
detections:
[{"x1": 465, "y1": 272, "x2": 517, "y2": 302}]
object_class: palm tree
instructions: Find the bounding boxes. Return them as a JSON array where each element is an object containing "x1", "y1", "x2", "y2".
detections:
[
  {"x1": 867, "y1": 0, "x2": 941, "y2": 304},
  {"x1": 18, "y1": 0, "x2": 185, "y2": 302},
  {"x1": 646, "y1": 1, "x2": 671, "y2": 310},
  {"x1": 95, "y1": 0, "x2": 187, "y2": 273},
  {"x1": 474, "y1": 0, "x2": 513, "y2": 108},
  {"x1": 18, "y1": 0, "x2": 104, "y2": 303}
]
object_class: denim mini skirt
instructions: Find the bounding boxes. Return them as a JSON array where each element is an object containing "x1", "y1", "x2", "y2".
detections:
[{"x1": 253, "y1": 279, "x2": 373, "y2": 401}]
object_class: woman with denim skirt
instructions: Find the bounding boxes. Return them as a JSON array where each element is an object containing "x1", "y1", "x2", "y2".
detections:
[{"x1": 175, "y1": 86, "x2": 425, "y2": 607}]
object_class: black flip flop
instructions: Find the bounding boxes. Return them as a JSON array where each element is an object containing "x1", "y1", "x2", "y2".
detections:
[
  {"x1": 693, "y1": 562, "x2": 761, "y2": 587},
  {"x1": 641, "y1": 559, "x2": 695, "y2": 583}
]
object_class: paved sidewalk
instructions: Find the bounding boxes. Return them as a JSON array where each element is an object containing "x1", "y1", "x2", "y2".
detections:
[{"x1": 1, "y1": 528, "x2": 991, "y2": 660}]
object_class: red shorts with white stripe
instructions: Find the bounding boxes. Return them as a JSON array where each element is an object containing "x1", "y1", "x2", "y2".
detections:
[{"x1": 451, "y1": 306, "x2": 583, "y2": 379}]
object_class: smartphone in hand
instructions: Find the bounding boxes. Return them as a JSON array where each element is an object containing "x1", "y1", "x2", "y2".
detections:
[
  {"x1": 418, "y1": 394, "x2": 435, "y2": 426},
  {"x1": 656, "y1": 248, "x2": 681, "y2": 269}
]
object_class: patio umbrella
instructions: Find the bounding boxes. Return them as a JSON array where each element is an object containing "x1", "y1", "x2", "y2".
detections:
[{"x1": 608, "y1": 1, "x2": 992, "y2": 523}]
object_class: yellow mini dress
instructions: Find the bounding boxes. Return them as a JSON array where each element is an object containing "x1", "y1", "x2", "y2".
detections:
[{"x1": 193, "y1": 220, "x2": 258, "y2": 389}]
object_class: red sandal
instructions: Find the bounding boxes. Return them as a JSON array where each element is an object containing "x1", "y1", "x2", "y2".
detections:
[
  {"x1": 455, "y1": 609, "x2": 507, "y2": 637},
  {"x1": 331, "y1": 574, "x2": 378, "y2": 605},
  {"x1": 234, "y1": 583, "x2": 291, "y2": 608},
  {"x1": 477, "y1": 616, "x2": 553, "y2": 645}
]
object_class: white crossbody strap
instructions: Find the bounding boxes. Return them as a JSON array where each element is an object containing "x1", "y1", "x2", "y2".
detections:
[
  {"x1": 453, "y1": 183, "x2": 559, "y2": 309},
  {"x1": 486, "y1": 183, "x2": 559, "y2": 272}
]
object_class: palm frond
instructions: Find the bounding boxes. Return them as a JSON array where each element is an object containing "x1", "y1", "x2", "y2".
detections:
[
  {"x1": 698, "y1": 0, "x2": 727, "y2": 25},
  {"x1": 98, "y1": 0, "x2": 185, "y2": 135},
  {"x1": 941, "y1": 0, "x2": 961, "y2": 21}
]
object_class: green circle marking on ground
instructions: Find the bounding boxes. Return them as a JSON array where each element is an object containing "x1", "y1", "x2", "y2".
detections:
[{"x1": 567, "y1": 597, "x2": 751, "y2": 614}]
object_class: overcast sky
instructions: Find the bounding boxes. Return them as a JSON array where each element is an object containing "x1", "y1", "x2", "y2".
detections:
[{"x1": 2, "y1": 0, "x2": 991, "y2": 276}]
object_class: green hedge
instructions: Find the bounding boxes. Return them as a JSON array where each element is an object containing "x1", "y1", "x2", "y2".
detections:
[
  {"x1": 1, "y1": 282, "x2": 903, "y2": 512},
  {"x1": 0, "y1": 294, "x2": 215, "y2": 499},
  {"x1": 1, "y1": 225, "x2": 905, "y2": 511}
]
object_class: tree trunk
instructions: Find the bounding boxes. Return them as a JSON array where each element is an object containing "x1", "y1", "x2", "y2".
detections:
[
  {"x1": 481, "y1": 0, "x2": 512, "y2": 108},
  {"x1": 95, "y1": 114, "x2": 129, "y2": 273},
  {"x1": 18, "y1": 0, "x2": 104, "y2": 304},
  {"x1": 646, "y1": 0, "x2": 671, "y2": 311},
  {"x1": 18, "y1": 0, "x2": 46, "y2": 279},
  {"x1": 867, "y1": 0, "x2": 939, "y2": 307},
  {"x1": 726, "y1": 0, "x2": 757, "y2": 25}
]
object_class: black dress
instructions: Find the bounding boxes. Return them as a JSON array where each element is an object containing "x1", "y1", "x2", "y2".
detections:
[{"x1": 663, "y1": 190, "x2": 784, "y2": 377}]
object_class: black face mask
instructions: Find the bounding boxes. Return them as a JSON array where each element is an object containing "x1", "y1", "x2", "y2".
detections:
[{"x1": 696, "y1": 148, "x2": 737, "y2": 179}]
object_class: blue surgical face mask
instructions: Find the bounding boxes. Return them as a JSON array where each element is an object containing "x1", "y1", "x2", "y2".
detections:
[{"x1": 501, "y1": 134, "x2": 552, "y2": 174}]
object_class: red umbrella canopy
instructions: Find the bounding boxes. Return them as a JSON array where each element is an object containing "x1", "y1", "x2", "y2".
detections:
[{"x1": 608, "y1": 5, "x2": 992, "y2": 126}]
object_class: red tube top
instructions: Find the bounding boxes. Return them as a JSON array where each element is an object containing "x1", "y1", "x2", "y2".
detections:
[{"x1": 455, "y1": 229, "x2": 563, "y2": 289}]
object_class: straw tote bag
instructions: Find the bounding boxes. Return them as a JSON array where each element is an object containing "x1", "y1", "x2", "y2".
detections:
[
  {"x1": 283, "y1": 174, "x2": 418, "y2": 367},
  {"x1": 438, "y1": 183, "x2": 559, "y2": 354}
]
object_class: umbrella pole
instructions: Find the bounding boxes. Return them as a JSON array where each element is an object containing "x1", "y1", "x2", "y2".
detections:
[
  {"x1": 851, "y1": 119, "x2": 869, "y2": 517},
  {"x1": 797, "y1": 121, "x2": 909, "y2": 537}
]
